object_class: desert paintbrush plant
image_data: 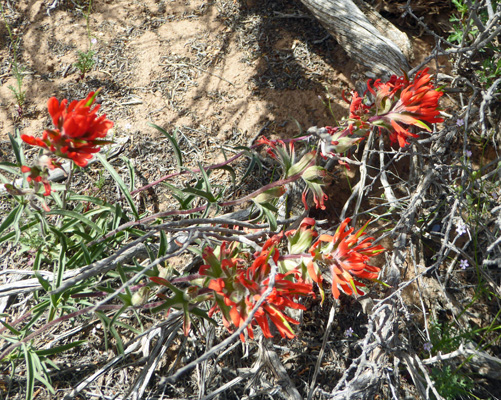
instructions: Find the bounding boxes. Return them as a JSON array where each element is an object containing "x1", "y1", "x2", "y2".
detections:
[
  {"x1": 307, "y1": 218, "x2": 385, "y2": 300},
  {"x1": 199, "y1": 237, "x2": 314, "y2": 341},
  {"x1": 21, "y1": 90, "x2": 114, "y2": 168},
  {"x1": 0, "y1": 68, "x2": 446, "y2": 398},
  {"x1": 317, "y1": 68, "x2": 444, "y2": 157}
]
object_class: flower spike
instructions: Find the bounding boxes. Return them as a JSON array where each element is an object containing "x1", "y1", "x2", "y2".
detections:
[
  {"x1": 308, "y1": 218, "x2": 385, "y2": 300},
  {"x1": 22, "y1": 90, "x2": 114, "y2": 167}
]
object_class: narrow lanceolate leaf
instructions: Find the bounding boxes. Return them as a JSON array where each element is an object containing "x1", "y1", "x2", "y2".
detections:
[
  {"x1": 158, "y1": 230, "x2": 168, "y2": 258},
  {"x1": 0, "y1": 221, "x2": 37, "y2": 244},
  {"x1": 287, "y1": 150, "x2": 315, "y2": 177},
  {"x1": 0, "y1": 162, "x2": 22, "y2": 176},
  {"x1": 0, "y1": 320, "x2": 21, "y2": 336},
  {"x1": 198, "y1": 162, "x2": 213, "y2": 194},
  {"x1": 96, "y1": 153, "x2": 139, "y2": 220},
  {"x1": 149, "y1": 123, "x2": 183, "y2": 170},
  {"x1": 34, "y1": 271, "x2": 51, "y2": 292},
  {"x1": 214, "y1": 164, "x2": 236, "y2": 188},
  {"x1": 260, "y1": 203, "x2": 278, "y2": 232},
  {"x1": 0, "y1": 204, "x2": 24, "y2": 237},
  {"x1": 35, "y1": 340, "x2": 86, "y2": 357},
  {"x1": 183, "y1": 187, "x2": 217, "y2": 203},
  {"x1": 30, "y1": 352, "x2": 55, "y2": 394},
  {"x1": 8, "y1": 129, "x2": 26, "y2": 166},
  {"x1": 234, "y1": 148, "x2": 262, "y2": 182},
  {"x1": 23, "y1": 345, "x2": 35, "y2": 400},
  {"x1": 47, "y1": 209, "x2": 101, "y2": 233},
  {"x1": 120, "y1": 155, "x2": 135, "y2": 193}
]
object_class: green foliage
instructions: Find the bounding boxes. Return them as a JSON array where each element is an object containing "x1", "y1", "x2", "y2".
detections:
[
  {"x1": 74, "y1": 49, "x2": 96, "y2": 79},
  {"x1": 427, "y1": 320, "x2": 475, "y2": 399},
  {"x1": 478, "y1": 57, "x2": 501, "y2": 86},
  {"x1": 430, "y1": 365, "x2": 474, "y2": 400},
  {"x1": 448, "y1": 0, "x2": 501, "y2": 88},
  {"x1": 8, "y1": 62, "x2": 27, "y2": 111},
  {"x1": 73, "y1": 0, "x2": 96, "y2": 80},
  {"x1": 1, "y1": 3, "x2": 26, "y2": 112}
]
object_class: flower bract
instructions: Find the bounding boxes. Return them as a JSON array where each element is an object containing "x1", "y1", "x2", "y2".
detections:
[
  {"x1": 308, "y1": 218, "x2": 384, "y2": 300},
  {"x1": 368, "y1": 68, "x2": 444, "y2": 147},
  {"x1": 200, "y1": 237, "x2": 313, "y2": 341},
  {"x1": 21, "y1": 90, "x2": 114, "y2": 167}
]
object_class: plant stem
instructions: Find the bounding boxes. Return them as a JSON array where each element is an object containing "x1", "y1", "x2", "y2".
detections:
[{"x1": 62, "y1": 161, "x2": 74, "y2": 211}]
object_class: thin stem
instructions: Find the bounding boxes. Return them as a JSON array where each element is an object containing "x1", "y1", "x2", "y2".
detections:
[
  {"x1": 62, "y1": 161, "x2": 74, "y2": 211},
  {"x1": 85, "y1": 0, "x2": 93, "y2": 46}
]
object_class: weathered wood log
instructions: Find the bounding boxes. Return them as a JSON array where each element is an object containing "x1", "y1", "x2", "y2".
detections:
[{"x1": 298, "y1": 0, "x2": 411, "y2": 77}]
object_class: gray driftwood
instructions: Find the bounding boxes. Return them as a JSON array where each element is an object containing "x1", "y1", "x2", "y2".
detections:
[{"x1": 298, "y1": 0, "x2": 410, "y2": 77}]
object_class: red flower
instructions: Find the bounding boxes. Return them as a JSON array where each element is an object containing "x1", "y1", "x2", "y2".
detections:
[
  {"x1": 368, "y1": 69, "x2": 443, "y2": 147},
  {"x1": 21, "y1": 90, "x2": 114, "y2": 167},
  {"x1": 21, "y1": 164, "x2": 52, "y2": 196},
  {"x1": 308, "y1": 218, "x2": 384, "y2": 299},
  {"x1": 347, "y1": 91, "x2": 371, "y2": 122},
  {"x1": 201, "y1": 237, "x2": 313, "y2": 341}
]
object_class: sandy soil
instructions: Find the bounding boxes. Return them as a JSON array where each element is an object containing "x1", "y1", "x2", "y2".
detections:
[{"x1": 0, "y1": 0, "x2": 361, "y2": 147}]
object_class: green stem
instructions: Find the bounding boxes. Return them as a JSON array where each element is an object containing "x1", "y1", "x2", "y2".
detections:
[
  {"x1": 62, "y1": 161, "x2": 74, "y2": 211},
  {"x1": 85, "y1": 0, "x2": 93, "y2": 47}
]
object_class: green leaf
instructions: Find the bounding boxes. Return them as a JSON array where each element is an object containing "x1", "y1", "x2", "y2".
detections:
[
  {"x1": 68, "y1": 194, "x2": 116, "y2": 210},
  {"x1": 51, "y1": 190, "x2": 63, "y2": 209},
  {"x1": 112, "y1": 203, "x2": 126, "y2": 230},
  {"x1": 31, "y1": 352, "x2": 55, "y2": 393},
  {"x1": 23, "y1": 345, "x2": 35, "y2": 400},
  {"x1": 198, "y1": 162, "x2": 211, "y2": 190},
  {"x1": 47, "y1": 231, "x2": 67, "y2": 309},
  {"x1": 288, "y1": 150, "x2": 315, "y2": 177},
  {"x1": 163, "y1": 182, "x2": 195, "y2": 209},
  {"x1": 0, "y1": 162, "x2": 22, "y2": 175},
  {"x1": 149, "y1": 123, "x2": 183, "y2": 170},
  {"x1": 158, "y1": 230, "x2": 168, "y2": 258},
  {"x1": 96, "y1": 153, "x2": 139, "y2": 220},
  {"x1": 0, "y1": 319, "x2": 21, "y2": 336},
  {"x1": 0, "y1": 204, "x2": 25, "y2": 241},
  {"x1": 234, "y1": 147, "x2": 262, "y2": 182},
  {"x1": 120, "y1": 155, "x2": 135, "y2": 193},
  {"x1": 34, "y1": 271, "x2": 52, "y2": 292},
  {"x1": 413, "y1": 119, "x2": 432, "y2": 131},
  {"x1": 80, "y1": 241, "x2": 92, "y2": 264},
  {"x1": 47, "y1": 209, "x2": 101, "y2": 233},
  {"x1": 109, "y1": 305, "x2": 127, "y2": 354},
  {"x1": 183, "y1": 187, "x2": 216, "y2": 203},
  {"x1": 84, "y1": 89, "x2": 100, "y2": 107},
  {"x1": 214, "y1": 164, "x2": 236, "y2": 188},
  {"x1": 117, "y1": 264, "x2": 132, "y2": 301},
  {"x1": 260, "y1": 204, "x2": 278, "y2": 231},
  {"x1": 189, "y1": 306, "x2": 217, "y2": 325},
  {"x1": 8, "y1": 129, "x2": 25, "y2": 166}
]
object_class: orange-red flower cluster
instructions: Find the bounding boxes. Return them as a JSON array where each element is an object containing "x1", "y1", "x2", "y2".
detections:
[
  {"x1": 21, "y1": 91, "x2": 113, "y2": 167},
  {"x1": 200, "y1": 238, "x2": 313, "y2": 341},
  {"x1": 307, "y1": 218, "x2": 384, "y2": 299},
  {"x1": 318, "y1": 69, "x2": 443, "y2": 156},
  {"x1": 368, "y1": 68, "x2": 444, "y2": 147}
]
